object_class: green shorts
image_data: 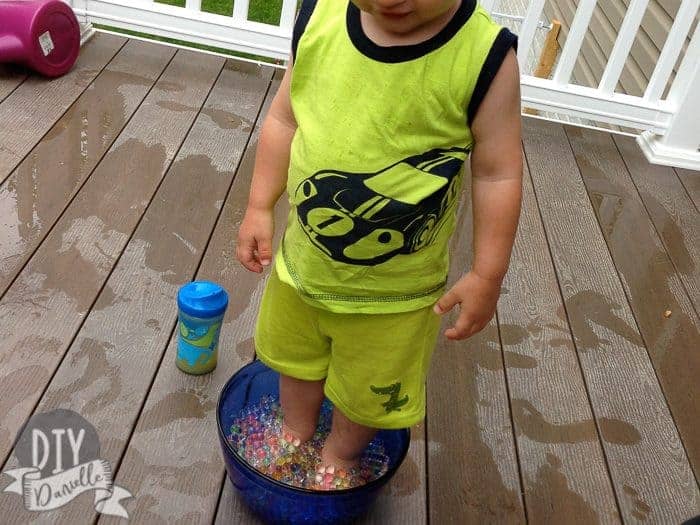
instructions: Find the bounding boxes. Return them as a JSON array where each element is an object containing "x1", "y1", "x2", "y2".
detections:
[{"x1": 255, "y1": 270, "x2": 441, "y2": 429}]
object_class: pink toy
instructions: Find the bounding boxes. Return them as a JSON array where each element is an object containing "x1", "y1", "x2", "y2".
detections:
[{"x1": 0, "y1": 0, "x2": 80, "y2": 77}]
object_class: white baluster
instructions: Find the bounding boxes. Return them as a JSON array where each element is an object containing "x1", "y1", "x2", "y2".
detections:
[
  {"x1": 553, "y1": 0, "x2": 597, "y2": 85},
  {"x1": 279, "y1": 0, "x2": 297, "y2": 31},
  {"x1": 232, "y1": 0, "x2": 250, "y2": 22},
  {"x1": 599, "y1": 0, "x2": 650, "y2": 94},
  {"x1": 517, "y1": 0, "x2": 546, "y2": 72},
  {"x1": 185, "y1": 0, "x2": 202, "y2": 11},
  {"x1": 644, "y1": 0, "x2": 699, "y2": 102}
]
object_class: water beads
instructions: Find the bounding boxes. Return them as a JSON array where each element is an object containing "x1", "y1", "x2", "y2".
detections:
[{"x1": 227, "y1": 396, "x2": 389, "y2": 491}]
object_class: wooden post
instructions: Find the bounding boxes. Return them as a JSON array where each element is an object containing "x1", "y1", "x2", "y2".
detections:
[{"x1": 524, "y1": 20, "x2": 561, "y2": 115}]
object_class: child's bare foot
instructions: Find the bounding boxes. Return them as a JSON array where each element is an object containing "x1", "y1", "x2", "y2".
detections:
[
  {"x1": 279, "y1": 422, "x2": 312, "y2": 452},
  {"x1": 320, "y1": 444, "x2": 360, "y2": 471},
  {"x1": 313, "y1": 463, "x2": 357, "y2": 490},
  {"x1": 279, "y1": 431, "x2": 300, "y2": 452},
  {"x1": 312, "y1": 445, "x2": 365, "y2": 490},
  {"x1": 278, "y1": 374, "x2": 324, "y2": 447}
]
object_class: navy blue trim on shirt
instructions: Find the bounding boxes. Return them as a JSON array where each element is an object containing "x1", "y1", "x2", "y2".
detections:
[
  {"x1": 346, "y1": 0, "x2": 477, "y2": 63},
  {"x1": 467, "y1": 28, "x2": 518, "y2": 125},
  {"x1": 292, "y1": 0, "x2": 318, "y2": 61}
]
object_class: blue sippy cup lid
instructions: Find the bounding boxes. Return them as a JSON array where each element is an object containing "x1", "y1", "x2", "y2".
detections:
[{"x1": 177, "y1": 281, "x2": 229, "y2": 318}]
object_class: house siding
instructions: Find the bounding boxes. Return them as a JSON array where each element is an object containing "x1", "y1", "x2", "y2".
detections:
[{"x1": 543, "y1": 0, "x2": 687, "y2": 97}]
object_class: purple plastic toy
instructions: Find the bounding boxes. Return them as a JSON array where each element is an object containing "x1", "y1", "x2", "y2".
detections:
[{"x1": 0, "y1": 0, "x2": 80, "y2": 77}]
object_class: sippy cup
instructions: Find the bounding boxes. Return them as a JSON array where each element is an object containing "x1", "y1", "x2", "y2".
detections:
[{"x1": 176, "y1": 281, "x2": 228, "y2": 375}]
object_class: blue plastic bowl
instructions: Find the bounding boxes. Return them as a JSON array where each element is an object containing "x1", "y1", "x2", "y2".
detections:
[{"x1": 216, "y1": 360, "x2": 410, "y2": 524}]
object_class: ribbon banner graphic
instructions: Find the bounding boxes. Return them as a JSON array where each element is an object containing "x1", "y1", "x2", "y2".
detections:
[{"x1": 3, "y1": 459, "x2": 132, "y2": 518}]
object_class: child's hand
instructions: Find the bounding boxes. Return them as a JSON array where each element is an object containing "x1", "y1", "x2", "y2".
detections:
[
  {"x1": 433, "y1": 271, "x2": 502, "y2": 340},
  {"x1": 236, "y1": 207, "x2": 274, "y2": 273}
]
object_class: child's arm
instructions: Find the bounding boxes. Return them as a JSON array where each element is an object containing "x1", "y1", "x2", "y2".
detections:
[
  {"x1": 237, "y1": 62, "x2": 297, "y2": 273},
  {"x1": 434, "y1": 49, "x2": 522, "y2": 340}
]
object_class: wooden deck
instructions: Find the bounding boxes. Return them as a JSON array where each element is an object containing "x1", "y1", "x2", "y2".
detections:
[{"x1": 0, "y1": 34, "x2": 699, "y2": 524}]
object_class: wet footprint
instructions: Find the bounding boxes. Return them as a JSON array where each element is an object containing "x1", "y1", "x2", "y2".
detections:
[
  {"x1": 598, "y1": 417, "x2": 641, "y2": 445},
  {"x1": 624, "y1": 484, "x2": 652, "y2": 521},
  {"x1": 511, "y1": 399, "x2": 641, "y2": 445}
]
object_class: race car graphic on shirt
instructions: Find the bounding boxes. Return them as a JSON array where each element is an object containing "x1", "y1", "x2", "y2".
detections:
[{"x1": 294, "y1": 147, "x2": 468, "y2": 265}]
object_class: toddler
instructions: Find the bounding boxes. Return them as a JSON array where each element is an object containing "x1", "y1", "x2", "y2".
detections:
[{"x1": 237, "y1": 0, "x2": 522, "y2": 487}]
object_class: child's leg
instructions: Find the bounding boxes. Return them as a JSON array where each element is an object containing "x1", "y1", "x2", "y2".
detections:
[
  {"x1": 321, "y1": 407, "x2": 377, "y2": 469},
  {"x1": 319, "y1": 304, "x2": 441, "y2": 472},
  {"x1": 255, "y1": 269, "x2": 332, "y2": 445},
  {"x1": 279, "y1": 374, "x2": 325, "y2": 442}
]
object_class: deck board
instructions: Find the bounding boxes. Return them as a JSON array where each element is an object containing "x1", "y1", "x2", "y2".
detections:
[
  {"x1": 427, "y1": 172, "x2": 525, "y2": 524},
  {"x1": 675, "y1": 168, "x2": 700, "y2": 211},
  {"x1": 0, "y1": 33, "x2": 126, "y2": 184},
  {"x1": 522, "y1": 117, "x2": 700, "y2": 522},
  {"x1": 566, "y1": 125, "x2": 700, "y2": 483},
  {"x1": 613, "y1": 135, "x2": 700, "y2": 316},
  {"x1": 359, "y1": 422, "x2": 427, "y2": 524},
  {"x1": 0, "y1": 64, "x2": 28, "y2": 104},
  {"x1": 91, "y1": 63, "x2": 276, "y2": 525},
  {"x1": 500, "y1": 149, "x2": 620, "y2": 523},
  {"x1": 215, "y1": 477, "x2": 264, "y2": 524},
  {"x1": 0, "y1": 50, "x2": 224, "y2": 475},
  {"x1": 0, "y1": 39, "x2": 176, "y2": 298},
  {"x1": 0, "y1": 58, "x2": 270, "y2": 525}
]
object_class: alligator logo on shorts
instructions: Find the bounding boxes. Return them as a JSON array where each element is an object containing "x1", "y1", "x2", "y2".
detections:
[
  {"x1": 294, "y1": 148, "x2": 468, "y2": 265},
  {"x1": 370, "y1": 382, "x2": 409, "y2": 413}
]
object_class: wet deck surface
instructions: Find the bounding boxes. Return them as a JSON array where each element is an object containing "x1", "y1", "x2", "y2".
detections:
[{"x1": 0, "y1": 34, "x2": 699, "y2": 524}]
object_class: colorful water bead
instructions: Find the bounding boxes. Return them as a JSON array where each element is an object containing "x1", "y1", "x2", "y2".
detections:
[{"x1": 227, "y1": 396, "x2": 390, "y2": 491}]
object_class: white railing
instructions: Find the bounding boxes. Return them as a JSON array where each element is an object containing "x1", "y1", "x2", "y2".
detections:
[
  {"x1": 69, "y1": 0, "x2": 297, "y2": 60},
  {"x1": 514, "y1": 0, "x2": 700, "y2": 170},
  {"x1": 68, "y1": 0, "x2": 700, "y2": 169}
]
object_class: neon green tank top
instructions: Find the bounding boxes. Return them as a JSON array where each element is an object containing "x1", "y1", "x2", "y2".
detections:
[{"x1": 275, "y1": 0, "x2": 517, "y2": 313}]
